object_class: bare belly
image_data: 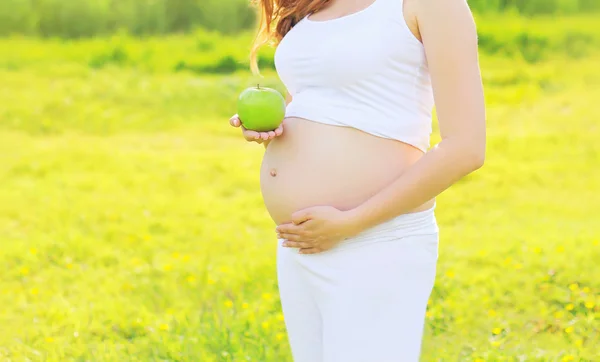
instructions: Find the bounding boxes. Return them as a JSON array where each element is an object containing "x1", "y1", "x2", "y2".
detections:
[{"x1": 260, "y1": 117, "x2": 435, "y2": 225}]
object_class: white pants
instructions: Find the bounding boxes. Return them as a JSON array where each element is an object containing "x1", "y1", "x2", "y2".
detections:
[{"x1": 277, "y1": 206, "x2": 439, "y2": 362}]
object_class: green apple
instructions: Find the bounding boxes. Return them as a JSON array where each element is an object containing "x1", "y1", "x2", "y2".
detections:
[{"x1": 237, "y1": 85, "x2": 286, "y2": 132}]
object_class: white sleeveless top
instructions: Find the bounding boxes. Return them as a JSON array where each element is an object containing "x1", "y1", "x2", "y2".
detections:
[{"x1": 274, "y1": 0, "x2": 434, "y2": 152}]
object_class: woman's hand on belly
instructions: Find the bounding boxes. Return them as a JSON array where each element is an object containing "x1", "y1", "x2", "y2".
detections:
[{"x1": 275, "y1": 205, "x2": 362, "y2": 254}]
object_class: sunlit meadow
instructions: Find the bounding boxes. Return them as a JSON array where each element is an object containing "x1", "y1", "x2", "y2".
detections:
[{"x1": 1, "y1": 14, "x2": 599, "y2": 362}]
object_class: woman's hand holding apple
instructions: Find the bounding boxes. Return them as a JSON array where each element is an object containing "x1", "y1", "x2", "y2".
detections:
[
  {"x1": 230, "y1": 85, "x2": 287, "y2": 145},
  {"x1": 229, "y1": 114, "x2": 283, "y2": 144}
]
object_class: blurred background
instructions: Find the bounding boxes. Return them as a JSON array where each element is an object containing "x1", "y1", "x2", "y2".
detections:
[{"x1": 0, "y1": 0, "x2": 599, "y2": 361}]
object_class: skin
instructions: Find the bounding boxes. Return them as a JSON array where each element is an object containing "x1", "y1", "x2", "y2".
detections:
[{"x1": 231, "y1": 0, "x2": 486, "y2": 254}]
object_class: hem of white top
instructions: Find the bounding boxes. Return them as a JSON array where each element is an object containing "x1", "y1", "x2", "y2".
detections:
[{"x1": 283, "y1": 113, "x2": 430, "y2": 153}]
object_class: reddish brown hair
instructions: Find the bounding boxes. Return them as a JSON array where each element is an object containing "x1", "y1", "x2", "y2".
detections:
[{"x1": 250, "y1": 0, "x2": 329, "y2": 74}]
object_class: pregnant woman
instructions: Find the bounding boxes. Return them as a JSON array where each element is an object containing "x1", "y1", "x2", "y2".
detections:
[{"x1": 229, "y1": 0, "x2": 486, "y2": 360}]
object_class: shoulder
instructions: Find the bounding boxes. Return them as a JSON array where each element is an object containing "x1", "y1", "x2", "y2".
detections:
[
  {"x1": 413, "y1": 0, "x2": 474, "y2": 23},
  {"x1": 413, "y1": 0, "x2": 477, "y2": 42},
  {"x1": 394, "y1": 0, "x2": 475, "y2": 44}
]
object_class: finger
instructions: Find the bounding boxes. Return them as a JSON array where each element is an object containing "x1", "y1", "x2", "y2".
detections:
[
  {"x1": 279, "y1": 233, "x2": 310, "y2": 243},
  {"x1": 281, "y1": 239, "x2": 313, "y2": 249},
  {"x1": 230, "y1": 115, "x2": 241, "y2": 127},
  {"x1": 276, "y1": 223, "x2": 305, "y2": 235},
  {"x1": 292, "y1": 209, "x2": 313, "y2": 225},
  {"x1": 260, "y1": 132, "x2": 270, "y2": 141},
  {"x1": 274, "y1": 125, "x2": 283, "y2": 136},
  {"x1": 267, "y1": 131, "x2": 276, "y2": 139},
  {"x1": 243, "y1": 129, "x2": 260, "y2": 141},
  {"x1": 299, "y1": 248, "x2": 322, "y2": 255}
]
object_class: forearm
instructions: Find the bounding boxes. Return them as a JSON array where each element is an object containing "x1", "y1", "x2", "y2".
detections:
[{"x1": 348, "y1": 137, "x2": 485, "y2": 233}]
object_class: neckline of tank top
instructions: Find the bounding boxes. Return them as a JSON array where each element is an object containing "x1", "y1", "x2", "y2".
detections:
[{"x1": 304, "y1": 0, "x2": 385, "y2": 24}]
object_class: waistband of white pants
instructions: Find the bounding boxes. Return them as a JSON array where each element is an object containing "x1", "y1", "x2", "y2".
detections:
[{"x1": 339, "y1": 203, "x2": 439, "y2": 247}]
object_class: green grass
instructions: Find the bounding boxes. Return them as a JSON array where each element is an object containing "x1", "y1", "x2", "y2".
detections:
[
  {"x1": 1, "y1": 0, "x2": 599, "y2": 38},
  {"x1": 0, "y1": 15, "x2": 598, "y2": 75},
  {"x1": 0, "y1": 0, "x2": 256, "y2": 37},
  {"x1": 1, "y1": 22, "x2": 600, "y2": 361}
]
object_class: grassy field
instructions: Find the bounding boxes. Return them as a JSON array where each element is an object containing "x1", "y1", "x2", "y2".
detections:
[
  {"x1": 1, "y1": 0, "x2": 598, "y2": 37},
  {"x1": 1, "y1": 17, "x2": 600, "y2": 361},
  {"x1": 1, "y1": 15, "x2": 599, "y2": 76}
]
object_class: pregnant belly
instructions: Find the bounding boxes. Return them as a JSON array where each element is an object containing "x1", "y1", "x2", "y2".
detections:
[{"x1": 260, "y1": 117, "x2": 435, "y2": 225}]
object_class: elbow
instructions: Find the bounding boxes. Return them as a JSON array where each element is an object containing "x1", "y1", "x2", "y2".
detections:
[
  {"x1": 465, "y1": 143, "x2": 486, "y2": 171},
  {"x1": 454, "y1": 138, "x2": 485, "y2": 172},
  {"x1": 470, "y1": 151, "x2": 485, "y2": 171},
  {"x1": 441, "y1": 134, "x2": 486, "y2": 173}
]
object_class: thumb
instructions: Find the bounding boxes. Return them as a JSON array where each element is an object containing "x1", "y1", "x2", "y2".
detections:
[
  {"x1": 292, "y1": 208, "x2": 313, "y2": 225},
  {"x1": 230, "y1": 114, "x2": 241, "y2": 127}
]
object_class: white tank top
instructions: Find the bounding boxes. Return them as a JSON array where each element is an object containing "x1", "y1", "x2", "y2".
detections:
[{"x1": 274, "y1": 0, "x2": 434, "y2": 152}]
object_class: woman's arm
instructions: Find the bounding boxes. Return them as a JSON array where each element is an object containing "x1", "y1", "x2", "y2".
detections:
[
  {"x1": 275, "y1": 0, "x2": 485, "y2": 253},
  {"x1": 347, "y1": 0, "x2": 486, "y2": 231},
  {"x1": 263, "y1": 92, "x2": 292, "y2": 149}
]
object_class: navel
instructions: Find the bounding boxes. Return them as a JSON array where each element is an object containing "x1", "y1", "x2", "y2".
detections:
[{"x1": 270, "y1": 168, "x2": 278, "y2": 177}]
